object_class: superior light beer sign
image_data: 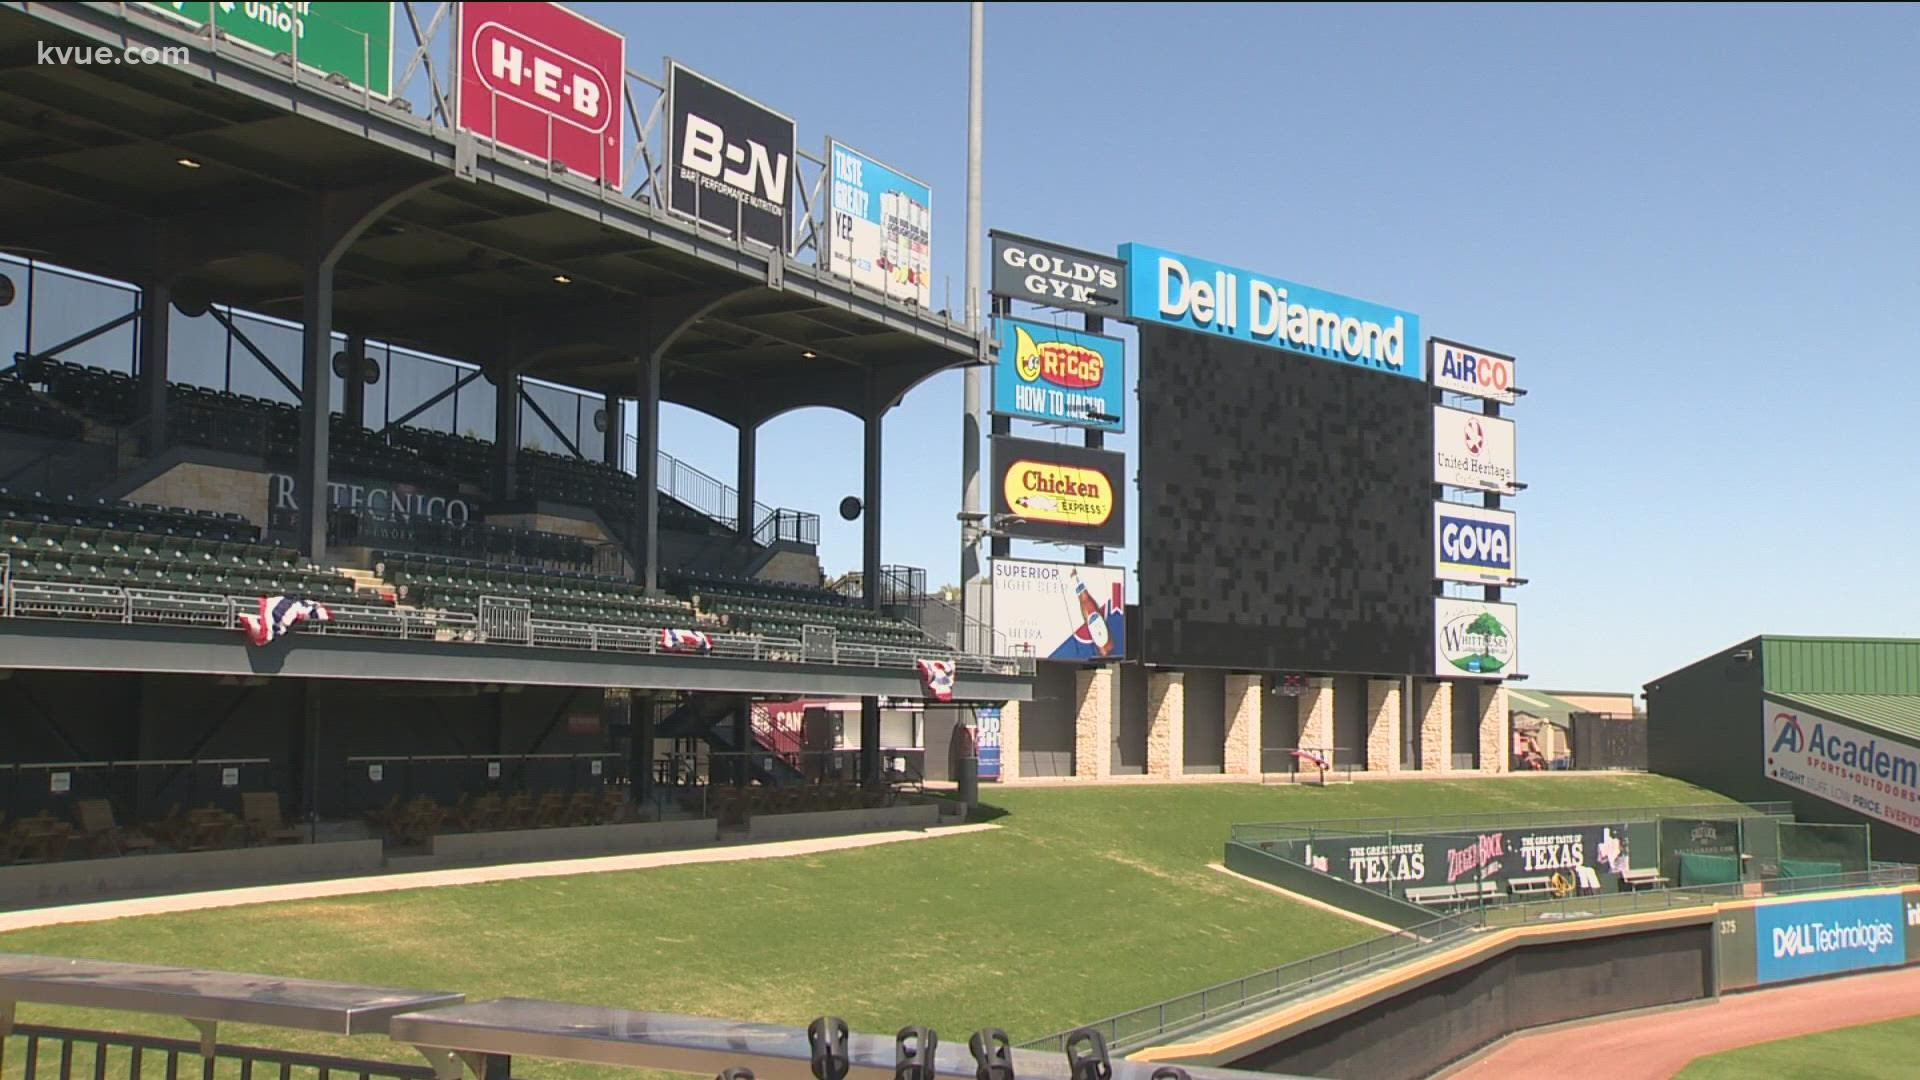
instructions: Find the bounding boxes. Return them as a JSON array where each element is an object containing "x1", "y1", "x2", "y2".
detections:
[{"x1": 1118, "y1": 242, "x2": 1421, "y2": 381}]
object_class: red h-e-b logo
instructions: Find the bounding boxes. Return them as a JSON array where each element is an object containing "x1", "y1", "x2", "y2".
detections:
[{"x1": 457, "y1": 2, "x2": 624, "y2": 187}]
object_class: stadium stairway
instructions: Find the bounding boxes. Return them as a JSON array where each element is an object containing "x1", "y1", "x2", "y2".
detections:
[{"x1": 656, "y1": 697, "x2": 806, "y2": 787}]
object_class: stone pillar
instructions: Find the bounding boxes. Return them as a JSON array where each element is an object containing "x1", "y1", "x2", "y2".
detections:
[
  {"x1": 1365, "y1": 679, "x2": 1403, "y2": 773},
  {"x1": 1146, "y1": 671, "x2": 1186, "y2": 778},
  {"x1": 1074, "y1": 666, "x2": 1114, "y2": 780},
  {"x1": 1478, "y1": 682, "x2": 1510, "y2": 773},
  {"x1": 1418, "y1": 681, "x2": 1455, "y2": 772},
  {"x1": 1224, "y1": 674, "x2": 1262, "y2": 776},
  {"x1": 996, "y1": 700, "x2": 1021, "y2": 782},
  {"x1": 1298, "y1": 678, "x2": 1335, "y2": 759}
]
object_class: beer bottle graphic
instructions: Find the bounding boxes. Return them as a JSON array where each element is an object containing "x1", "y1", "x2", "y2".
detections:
[{"x1": 1072, "y1": 570, "x2": 1114, "y2": 657}]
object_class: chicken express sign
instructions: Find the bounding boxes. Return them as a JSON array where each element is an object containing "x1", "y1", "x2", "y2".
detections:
[{"x1": 991, "y1": 435, "x2": 1126, "y2": 548}]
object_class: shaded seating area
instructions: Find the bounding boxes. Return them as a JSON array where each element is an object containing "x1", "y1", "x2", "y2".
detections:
[{"x1": 375, "y1": 551, "x2": 696, "y2": 626}]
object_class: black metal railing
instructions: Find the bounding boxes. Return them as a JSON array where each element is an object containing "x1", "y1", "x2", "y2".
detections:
[{"x1": 3, "y1": 1023, "x2": 434, "y2": 1080}]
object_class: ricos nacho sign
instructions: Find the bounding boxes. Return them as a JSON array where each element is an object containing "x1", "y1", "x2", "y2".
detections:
[
  {"x1": 1764, "y1": 701, "x2": 1920, "y2": 833},
  {"x1": 993, "y1": 317, "x2": 1126, "y2": 432}
]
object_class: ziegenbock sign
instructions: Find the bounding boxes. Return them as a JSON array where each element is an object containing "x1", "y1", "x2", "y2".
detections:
[
  {"x1": 1764, "y1": 700, "x2": 1920, "y2": 834},
  {"x1": 1118, "y1": 242, "x2": 1422, "y2": 381},
  {"x1": 455, "y1": 2, "x2": 624, "y2": 187},
  {"x1": 145, "y1": 2, "x2": 393, "y2": 96},
  {"x1": 989, "y1": 231, "x2": 1126, "y2": 315},
  {"x1": 669, "y1": 62, "x2": 795, "y2": 251}
]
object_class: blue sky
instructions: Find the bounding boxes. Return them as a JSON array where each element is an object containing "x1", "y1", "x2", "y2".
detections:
[{"x1": 599, "y1": 1, "x2": 1920, "y2": 692}]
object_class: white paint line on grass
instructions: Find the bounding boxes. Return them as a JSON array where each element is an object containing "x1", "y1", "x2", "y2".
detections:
[
  {"x1": 1206, "y1": 863, "x2": 1404, "y2": 933},
  {"x1": 0, "y1": 823, "x2": 1002, "y2": 934}
]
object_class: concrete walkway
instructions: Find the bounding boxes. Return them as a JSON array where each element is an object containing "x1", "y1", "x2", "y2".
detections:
[{"x1": 0, "y1": 822, "x2": 1001, "y2": 934}]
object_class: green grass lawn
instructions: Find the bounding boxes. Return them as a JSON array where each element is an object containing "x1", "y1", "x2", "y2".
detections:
[
  {"x1": 0, "y1": 775, "x2": 1723, "y2": 1070},
  {"x1": 1676, "y1": 1014, "x2": 1920, "y2": 1079}
]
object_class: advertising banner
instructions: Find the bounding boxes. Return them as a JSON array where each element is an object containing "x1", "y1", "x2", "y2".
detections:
[
  {"x1": 1435, "y1": 597, "x2": 1518, "y2": 679},
  {"x1": 827, "y1": 141, "x2": 930, "y2": 307},
  {"x1": 1118, "y1": 242, "x2": 1422, "y2": 381},
  {"x1": 1754, "y1": 893, "x2": 1906, "y2": 985},
  {"x1": 1433, "y1": 405, "x2": 1517, "y2": 493},
  {"x1": 1430, "y1": 338, "x2": 1518, "y2": 404},
  {"x1": 991, "y1": 436, "x2": 1126, "y2": 549},
  {"x1": 669, "y1": 62, "x2": 795, "y2": 250},
  {"x1": 1434, "y1": 503, "x2": 1517, "y2": 585},
  {"x1": 1763, "y1": 701, "x2": 1920, "y2": 834},
  {"x1": 976, "y1": 706, "x2": 1001, "y2": 781},
  {"x1": 990, "y1": 559, "x2": 1125, "y2": 661},
  {"x1": 267, "y1": 473, "x2": 473, "y2": 533},
  {"x1": 989, "y1": 232, "x2": 1127, "y2": 315},
  {"x1": 455, "y1": 2, "x2": 624, "y2": 186},
  {"x1": 1293, "y1": 823, "x2": 1632, "y2": 891},
  {"x1": 146, "y1": 2, "x2": 394, "y2": 96},
  {"x1": 992, "y1": 317, "x2": 1127, "y2": 432}
]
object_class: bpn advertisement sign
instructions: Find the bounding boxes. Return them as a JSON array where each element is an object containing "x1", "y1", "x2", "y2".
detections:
[
  {"x1": 455, "y1": 1, "x2": 624, "y2": 186},
  {"x1": 993, "y1": 317, "x2": 1126, "y2": 432},
  {"x1": 990, "y1": 558, "x2": 1125, "y2": 661},
  {"x1": 1434, "y1": 503, "x2": 1517, "y2": 585},
  {"x1": 1118, "y1": 242, "x2": 1422, "y2": 381},
  {"x1": 668, "y1": 62, "x2": 795, "y2": 250},
  {"x1": 990, "y1": 436, "x2": 1126, "y2": 549},
  {"x1": 1754, "y1": 893, "x2": 1905, "y2": 985},
  {"x1": 989, "y1": 232, "x2": 1126, "y2": 315},
  {"x1": 1430, "y1": 338, "x2": 1518, "y2": 404},
  {"x1": 1435, "y1": 597, "x2": 1518, "y2": 679},
  {"x1": 146, "y1": 2, "x2": 394, "y2": 96},
  {"x1": 826, "y1": 140, "x2": 931, "y2": 307},
  {"x1": 1433, "y1": 405, "x2": 1517, "y2": 494},
  {"x1": 1764, "y1": 701, "x2": 1920, "y2": 834}
]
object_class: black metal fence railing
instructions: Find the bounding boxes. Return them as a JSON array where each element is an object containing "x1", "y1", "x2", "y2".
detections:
[
  {"x1": 1229, "y1": 801, "x2": 1796, "y2": 846},
  {"x1": 4, "y1": 1023, "x2": 433, "y2": 1080}
]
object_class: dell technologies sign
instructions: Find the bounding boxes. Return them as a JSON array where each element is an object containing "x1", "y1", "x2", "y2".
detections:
[
  {"x1": 669, "y1": 62, "x2": 795, "y2": 250},
  {"x1": 1755, "y1": 894, "x2": 1906, "y2": 985},
  {"x1": 1119, "y1": 243, "x2": 1421, "y2": 381},
  {"x1": 1435, "y1": 503, "x2": 1516, "y2": 586},
  {"x1": 990, "y1": 231, "x2": 1126, "y2": 315}
]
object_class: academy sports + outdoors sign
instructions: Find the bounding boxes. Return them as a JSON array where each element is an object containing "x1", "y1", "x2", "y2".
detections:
[
  {"x1": 1764, "y1": 701, "x2": 1920, "y2": 834},
  {"x1": 1434, "y1": 503, "x2": 1516, "y2": 585},
  {"x1": 1754, "y1": 893, "x2": 1905, "y2": 985},
  {"x1": 455, "y1": 2, "x2": 624, "y2": 186},
  {"x1": 1118, "y1": 242, "x2": 1422, "y2": 381},
  {"x1": 992, "y1": 317, "x2": 1127, "y2": 432}
]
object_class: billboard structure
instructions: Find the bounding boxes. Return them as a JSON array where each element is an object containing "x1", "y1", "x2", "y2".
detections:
[
  {"x1": 1291, "y1": 823, "x2": 1632, "y2": 891},
  {"x1": 990, "y1": 558, "x2": 1125, "y2": 661},
  {"x1": 146, "y1": 2, "x2": 394, "y2": 97},
  {"x1": 1120, "y1": 242, "x2": 1422, "y2": 381},
  {"x1": 1431, "y1": 338, "x2": 1518, "y2": 404},
  {"x1": 668, "y1": 62, "x2": 795, "y2": 250},
  {"x1": 992, "y1": 317, "x2": 1126, "y2": 432},
  {"x1": 991, "y1": 436, "x2": 1125, "y2": 549},
  {"x1": 1434, "y1": 503, "x2": 1517, "y2": 585},
  {"x1": 1435, "y1": 598, "x2": 1519, "y2": 679},
  {"x1": 989, "y1": 232, "x2": 1126, "y2": 315},
  {"x1": 1764, "y1": 701, "x2": 1920, "y2": 835},
  {"x1": 1754, "y1": 893, "x2": 1906, "y2": 985},
  {"x1": 1433, "y1": 405, "x2": 1517, "y2": 494},
  {"x1": 826, "y1": 141, "x2": 930, "y2": 307},
  {"x1": 455, "y1": 1, "x2": 624, "y2": 186}
]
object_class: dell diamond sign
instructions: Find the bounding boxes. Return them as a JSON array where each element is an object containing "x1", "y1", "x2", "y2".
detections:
[
  {"x1": 668, "y1": 62, "x2": 795, "y2": 251},
  {"x1": 1755, "y1": 894, "x2": 1905, "y2": 985}
]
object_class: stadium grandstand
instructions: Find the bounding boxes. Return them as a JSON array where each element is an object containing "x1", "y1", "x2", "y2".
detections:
[{"x1": 0, "y1": 1, "x2": 1029, "y2": 891}]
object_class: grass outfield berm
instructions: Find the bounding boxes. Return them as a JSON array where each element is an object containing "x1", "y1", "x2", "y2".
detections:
[
  {"x1": 0, "y1": 776, "x2": 1724, "y2": 1073},
  {"x1": 1675, "y1": 1014, "x2": 1920, "y2": 1080}
]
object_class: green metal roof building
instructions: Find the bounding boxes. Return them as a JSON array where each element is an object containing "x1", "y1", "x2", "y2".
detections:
[{"x1": 1646, "y1": 636, "x2": 1920, "y2": 861}]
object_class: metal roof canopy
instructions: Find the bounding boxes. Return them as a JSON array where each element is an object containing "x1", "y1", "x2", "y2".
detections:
[
  {"x1": 0, "y1": 4, "x2": 982, "y2": 426},
  {"x1": 0, "y1": 953, "x2": 464, "y2": 1053},
  {"x1": 389, "y1": 999, "x2": 1293, "y2": 1080}
]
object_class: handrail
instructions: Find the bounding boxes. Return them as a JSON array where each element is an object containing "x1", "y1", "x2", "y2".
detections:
[
  {"x1": 1228, "y1": 802, "x2": 1795, "y2": 844},
  {"x1": 1021, "y1": 849, "x2": 1916, "y2": 1055},
  {"x1": 0, "y1": 579, "x2": 1034, "y2": 678}
]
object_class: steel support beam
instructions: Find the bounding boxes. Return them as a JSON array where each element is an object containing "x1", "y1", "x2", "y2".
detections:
[
  {"x1": 601, "y1": 392, "x2": 623, "y2": 468},
  {"x1": 862, "y1": 395, "x2": 883, "y2": 614},
  {"x1": 344, "y1": 333, "x2": 367, "y2": 430},
  {"x1": 297, "y1": 258, "x2": 335, "y2": 559},
  {"x1": 860, "y1": 696, "x2": 881, "y2": 787},
  {"x1": 632, "y1": 353, "x2": 661, "y2": 594},
  {"x1": 492, "y1": 366, "x2": 520, "y2": 501},
  {"x1": 736, "y1": 421, "x2": 757, "y2": 544},
  {"x1": 137, "y1": 281, "x2": 171, "y2": 454}
]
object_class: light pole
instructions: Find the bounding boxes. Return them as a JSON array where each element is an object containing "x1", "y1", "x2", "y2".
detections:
[{"x1": 958, "y1": 0, "x2": 985, "y2": 644}]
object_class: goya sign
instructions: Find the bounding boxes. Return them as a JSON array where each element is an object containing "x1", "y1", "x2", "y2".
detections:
[
  {"x1": 993, "y1": 317, "x2": 1126, "y2": 432},
  {"x1": 1119, "y1": 242, "x2": 1421, "y2": 381},
  {"x1": 1434, "y1": 503, "x2": 1516, "y2": 585},
  {"x1": 145, "y1": 2, "x2": 394, "y2": 96}
]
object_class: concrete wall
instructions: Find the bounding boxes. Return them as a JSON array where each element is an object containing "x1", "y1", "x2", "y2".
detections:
[
  {"x1": 1182, "y1": 669, "x2": 1226, "y2": 774},
  {"x1": 123, "y1": 460, "x2": 270, "y2": 528},
  {"x1": 746, "y1": 803, "x2": 939, "y2": 841},
  {"x1": 1019, "y1": 663, "x2": 1077, "y2": 777},
  {"x1": 1074, "y1": 666, "x2": 1114, "y2": 780},
  {"x1": 1476, "y1": 683, "x2": 1509, "y2": 773},
  {"x1": 1419, "y1": 681, "x2": 1454, "y2": 772},
  {"x1": 1365, "y1": 679, "x2": 1403, "y2": 774},
  {"x1": 0, "y1": 840, "x2": 385, "y2": 911},
  {"x1": 1263, "y1": 684, "x2": 1300, "y2": 772},
  {"x1": 1115, "y1": 661, "x2": 1149, "y2": 774},
  {"x1": 1332, "y1": 675, "x2": 1367, "y2": 768},
  {"x1": 1224, "y1": 675, "x2": 1261, "y2": 776},
  {"x1": 430, "y1": 819, "x2": 718, "y2": 865},
  {"x1": 1298, "y1": 679, "x2": 1335, "y2": 760},
  {"x1": 1147, "y1": 671, "x2": 1185, "y2": 777}
]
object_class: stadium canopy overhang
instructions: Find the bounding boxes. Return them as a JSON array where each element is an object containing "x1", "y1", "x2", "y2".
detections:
[{"x1": 0, "y1": 4, "x2": 983, "y2": 428}]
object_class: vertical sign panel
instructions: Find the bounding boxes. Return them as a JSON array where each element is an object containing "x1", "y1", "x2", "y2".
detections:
[
  {"x1": 668, "y1": 63, "x2": 795, "y2": 250},
  {"x1": 455, "y1": 2, "x2": 624, "y2": 187},
  {"x1": 827, "y1": 140, "x2": 931, "y2": 306},
  {"x1": 1435, "y1": 597, "x2": 1519, "y2": 679},
  {"x1": 990, "y1": 558, "x2": 1126, "y2": 661},
  {"x1": 992, "y1": 317, "x2": 1126, "y2": 432},
  {"x1": 1433, "y1": 405, "x2": 1517, "y2": 493},
  {"x1": 145, "y1": 2, "x2": 394, "y2": 96},
  {"x1": 1754, "y1": 893, "x2": 1906, "y2": 985}
]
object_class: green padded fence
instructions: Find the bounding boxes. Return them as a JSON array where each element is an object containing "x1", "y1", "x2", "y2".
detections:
[{"x1": 1678, "y1": 851, "x2": 1740, "y2": 886}]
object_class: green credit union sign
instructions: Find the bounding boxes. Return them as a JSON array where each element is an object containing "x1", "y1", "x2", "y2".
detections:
[{"x1": 144, "y1": 3, "x2": 392, "y2": 96}]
